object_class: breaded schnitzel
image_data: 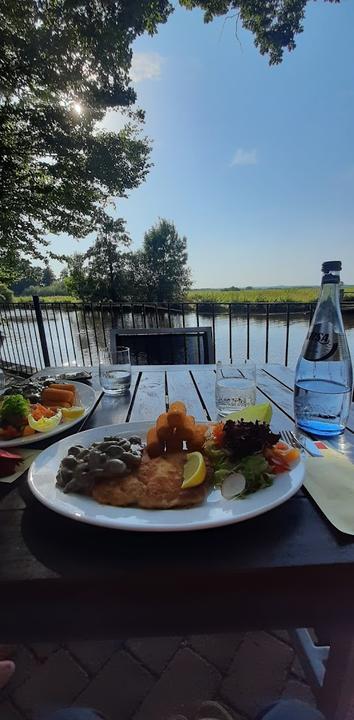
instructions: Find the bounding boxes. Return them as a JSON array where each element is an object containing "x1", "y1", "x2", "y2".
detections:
[{"x1": 92, "y1": 451, "x2": 207, "y2": 509}]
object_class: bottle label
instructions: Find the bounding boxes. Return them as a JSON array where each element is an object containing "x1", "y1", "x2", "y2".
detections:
[{"x1": 304, "y1": 323, "x2": 339, "y2": 361}]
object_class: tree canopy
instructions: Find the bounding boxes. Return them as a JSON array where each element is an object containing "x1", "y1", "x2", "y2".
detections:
[
  {"x1": 0, "y1": 0, "x2": 340, "y2": 284},
  {"x1": 181, "y1": 0, "x2": 340, "y2": 65},
  {"x1": 0, "y1": 0, "x2": 172, "y2": 274},
  {"x1": 64, "y1": 218, "x2": 191, "y2": 302},
  {"x1": 42, "y1": 264, "x2": 56, "y2": 287},
  {"x1": 140, "y1": 219, "x2": 192, "y2": 301},
  {"x1": 64, "y1": 253, "x2": 91, "y2": 302},
  {"x1": 63, "y1": 216, "x2": 134, "y2": 301},
  {"x1": 10, "y1": 262, "x2": 53, "y2": 295},
  {"x1": 84, "y1": 218, "x2": 132, "y2": 302}
]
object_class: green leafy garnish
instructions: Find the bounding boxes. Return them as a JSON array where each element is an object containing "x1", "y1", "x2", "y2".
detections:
[
  {"x1": 205, "y1": 438, "x2": 275, "y2": 499},
  {"x1": 0, "y1": 394, "x2": 30, "y2": 428},
  {"x1": 236, "y1": 455, "x2": 274, "y2": 497},
  {"x1": 204, "y1": 442, "x2": 237, "y2": 485},
  {"x1": 214, "y1": 463, "x2": 235, "y2": 485}
]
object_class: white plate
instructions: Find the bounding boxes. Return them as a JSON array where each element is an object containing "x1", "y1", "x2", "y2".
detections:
[
  {"x1": 33, "y1": 367, "x2": 92, "y2": 382},
  {"x1": 0, "y1": 382, "x2": 97, "y2": 447},
  {"x1": 28, "y1": 422, "x2": 305, "y2": 532}
]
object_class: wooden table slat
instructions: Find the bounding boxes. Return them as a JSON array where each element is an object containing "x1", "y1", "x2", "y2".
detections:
[
  {"x1": 191, "y1": 367, "x2": 217, "y2": 420},
  {"x1": 261, "y1": 364, "x2": 295, "y2": 388},
  {"x1": 166, "y1": 369, "x2": 208, "y2": 421},
  {"x1": 256, "y1": 369, "x2": 295, "y2": 419},
  {"x1": 129, "y1": 370, "x2": 166, "y2": 421},
  {"x1": 84, "y1": 371, "x2": 140, "y2": 428}
]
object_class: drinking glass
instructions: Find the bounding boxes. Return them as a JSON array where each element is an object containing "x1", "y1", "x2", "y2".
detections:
[
  {"x1": 215, "y1": 359, "x2": 256, "y2": 416},
  {"x1": 99, "y1": 347, "x2": 131, "y2": 395}
]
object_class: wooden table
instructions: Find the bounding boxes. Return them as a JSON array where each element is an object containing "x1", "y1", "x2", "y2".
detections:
[{"x1": 1, "y1": 364, "x2": 354, "y2": 719}]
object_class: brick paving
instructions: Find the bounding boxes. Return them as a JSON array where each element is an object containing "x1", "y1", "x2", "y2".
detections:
[
  {"x1": 220, "y1": 632, "x2": 294, "y2": 717},
  {"x1": 0, "y1": 632, "x2": 317, "y2": 720}
]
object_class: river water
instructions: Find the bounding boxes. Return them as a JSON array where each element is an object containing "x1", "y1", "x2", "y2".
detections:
[
  {"x1": 186, "y1": 310, "x2": 354, "y2": 367},
  {"x1": 1, "y1": 304, "x2": 354, "y2": 371}
]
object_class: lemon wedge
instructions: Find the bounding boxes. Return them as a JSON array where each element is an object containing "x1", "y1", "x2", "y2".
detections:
[
  {"x1": 227, "y1": 402, "x2": 272, "y2": 425},
  {"x1": 28, "y1": 410, "x2": 62, "y2": 433},
  {"x1": 182, "y1": 451, "x2": 207, "y2": 489},
  {"x1": 61, "y1": 406, "x2": 85, "y2": 420}
]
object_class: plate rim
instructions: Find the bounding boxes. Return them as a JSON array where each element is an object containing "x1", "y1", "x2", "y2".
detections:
[
  {"x1": 27, "y1": 421, "x2": 305, "y2": 532},
  {"x1": 0, "y1": 381, "x2": 98, "y2": 447},
  {"x1": 33, "y1": 368, "x2": 93, "y2": 381}
]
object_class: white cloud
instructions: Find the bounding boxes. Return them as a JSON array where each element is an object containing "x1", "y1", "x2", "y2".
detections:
[
  {"x1": 98, "y1": 52, "x2": 164, "y2": 132},
  {"x1": 100, "y1": 108, "x2": 127, "y2": 132},
  {"x1": 131, "y1": 52, "x2": 163, "y2": 83},
  {"x1": 231, "y1": 148, "x2": 258, "y2": 166}
]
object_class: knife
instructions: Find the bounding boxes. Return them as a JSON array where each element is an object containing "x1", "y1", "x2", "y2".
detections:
[{"x1": 297, "y1": 433, "x2": 324, "y2": 457}]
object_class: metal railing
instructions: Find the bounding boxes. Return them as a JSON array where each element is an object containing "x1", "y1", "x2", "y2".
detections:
[{"x1": 0, "y1": 296, "x2": 353, "y2": 375}]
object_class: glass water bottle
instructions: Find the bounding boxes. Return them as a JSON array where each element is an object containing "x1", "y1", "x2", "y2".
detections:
[{"x1": 294, "y1": 261, "x2": 353, "y2": 436}]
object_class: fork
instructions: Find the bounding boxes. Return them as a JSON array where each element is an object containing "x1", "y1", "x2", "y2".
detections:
[{"x1": 280, "y1": 429, "x2": 305, "y2": 453}]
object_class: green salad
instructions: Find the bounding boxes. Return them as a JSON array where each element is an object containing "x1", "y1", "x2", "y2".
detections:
[{"x1": 205, "y1": 420, "x2": 281, "y2": 499}]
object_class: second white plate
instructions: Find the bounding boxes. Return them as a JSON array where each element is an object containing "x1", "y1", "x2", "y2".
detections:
[{"x1": 0, "y1": 382, "x2": 97, "y2": 447}]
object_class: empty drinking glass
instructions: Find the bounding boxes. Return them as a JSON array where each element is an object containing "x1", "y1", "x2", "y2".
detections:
[
  {"x1": 215, "y1": 359, "x2": 256, "y2": 416},
  {"x1": 99, "y1": 347, "x2": 131, "y2": 395}
]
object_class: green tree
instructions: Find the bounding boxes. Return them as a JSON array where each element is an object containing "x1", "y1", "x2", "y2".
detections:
[
  {"x1": 64, "y1": 253, "x2": 91, "y2": 302},
  {"x1": 10, "y1": 263, "x2": 43, "y2": 295},
  {"x1": 85, "y1": 218, "x2": 132, "y2": 301},
  {"x1": 10, "y1": 261, "x2": 56, "y2": 294},
  {"x1": 0, "y1": 248, "x2": 31, "y2": 286},
  {"x1": 0, "y1": 0, "x2": 173, "y2": 270},
  {"x1": 0, "y1": 282, "x2": 14, "y2": 303},
  {"x1": 65, "y1": 218, "x2": 192, "y2": 302},
  {"x1": 139, "y1": 219, "x2": 192, "y2": 301},
  {"x1": 64, "y1": 217, "x2": 132, "y2": 301},
  {"x1": 42, "y1": 264, "x2": 56, "y2": 286},
  {"x1": 181, "y1": 0, "x2": 340, "y2": 65}
]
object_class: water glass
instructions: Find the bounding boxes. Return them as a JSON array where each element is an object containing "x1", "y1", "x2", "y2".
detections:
[
  {"x1": 215, "y1": 359, "x2": 256, "y2": 416},
  {"x1": 99, "y1": 347, "x2": 131, "y2": 395}
]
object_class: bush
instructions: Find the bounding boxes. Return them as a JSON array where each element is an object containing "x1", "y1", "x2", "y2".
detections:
[
  {"x1": 22, "y1": 281, "x2": 69, "y2": 297},
  {"x1": 0, "y1": 283, "x2": 14, "y2": 302}
]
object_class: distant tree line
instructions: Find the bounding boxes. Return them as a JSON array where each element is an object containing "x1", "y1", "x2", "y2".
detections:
[
  {"x1": 65, "y1": 218, "x2": 191, "y2": 302},
  {"x1": 11, "y1": 263, "x2": 56, "y2": 296},
  {"x1": 7, "y1": 219, "x2": 192, "y2": 303}
]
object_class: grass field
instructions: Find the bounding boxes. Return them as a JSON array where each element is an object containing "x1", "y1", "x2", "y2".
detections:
[
  {"x1": 12, "y1": 287, "x2": 354, "y2": 304},
  {"x1": 187, "y1": 287, "x2": 354, "y2": 303},
  {"x1": 14, "y1": 295, "x2": 78, "y2": 303}
]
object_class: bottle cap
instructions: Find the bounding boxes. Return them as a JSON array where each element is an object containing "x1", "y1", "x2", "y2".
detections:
[{"x1": 322, "y1": 261, "x2": 342, "y2": 273}]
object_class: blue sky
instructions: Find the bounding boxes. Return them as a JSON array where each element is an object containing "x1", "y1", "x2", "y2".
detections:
[{"x1": 52, "y1": 0, "x2": 354, "y2": 287}]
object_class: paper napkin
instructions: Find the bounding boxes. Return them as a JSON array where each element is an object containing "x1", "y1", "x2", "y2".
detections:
[{"x1": 304, "y1": 445, "x2": 354, "y2": 534}]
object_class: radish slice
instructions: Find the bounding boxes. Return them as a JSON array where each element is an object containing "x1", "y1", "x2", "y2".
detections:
[{"x1": 221, "y1": 472, "x2": 246, "y2": 500}]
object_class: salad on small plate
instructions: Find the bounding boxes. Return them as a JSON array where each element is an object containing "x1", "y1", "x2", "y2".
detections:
[{"x1": 0, "y1": 378, "x2": 97, "y2": 446}]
